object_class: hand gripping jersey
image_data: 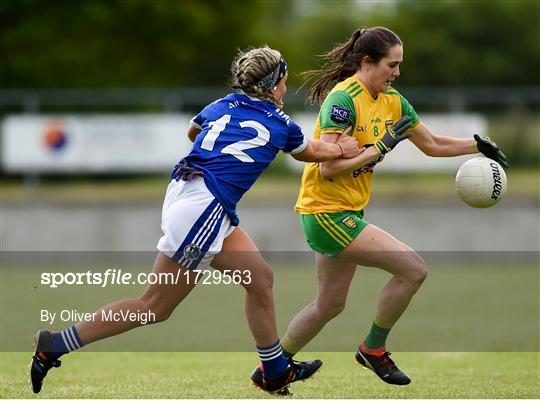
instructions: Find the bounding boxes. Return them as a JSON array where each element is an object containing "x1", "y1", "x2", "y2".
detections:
[
  {"x1": 181, "y1": 93, "x2": 307, "y2": 225},
  {"x1": 295, "y1": 76, "x2": 421, "y2": 214}
]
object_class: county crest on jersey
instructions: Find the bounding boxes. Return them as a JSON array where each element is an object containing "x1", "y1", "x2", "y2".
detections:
[{"x1": 182, "y1": 93, "x2": 307, "y2": 225}]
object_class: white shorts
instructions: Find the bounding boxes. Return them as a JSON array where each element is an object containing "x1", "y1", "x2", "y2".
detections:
[{"x1": 157, "y1": 178, "x2": 234, "y2": 271}]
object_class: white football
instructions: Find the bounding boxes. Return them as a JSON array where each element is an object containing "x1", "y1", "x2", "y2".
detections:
[{"x1": 455, "y1": 157, "x2": 507, "y2": 208}]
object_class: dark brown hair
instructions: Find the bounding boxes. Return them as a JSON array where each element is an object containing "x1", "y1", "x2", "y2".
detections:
[{"x1": 303, "y1": 27, "x2": 402, "y2": 104}]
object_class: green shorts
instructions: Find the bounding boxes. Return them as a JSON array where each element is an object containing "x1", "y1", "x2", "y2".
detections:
[{"x1": 300, "y1": 211, "x2": 369, "y2": 257}]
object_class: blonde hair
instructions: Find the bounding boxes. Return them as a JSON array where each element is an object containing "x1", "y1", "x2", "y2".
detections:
[{"x1": 230, "y1": 46, "x2": 283, "y2": 107}]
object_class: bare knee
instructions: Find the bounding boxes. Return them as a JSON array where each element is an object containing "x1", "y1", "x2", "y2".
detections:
[
  {"x1": 151, "y1": 309, "x2": 173, "y2": 323},
  {"x1": 315, "y1": 298, "x2": 346, "y2": 321},
  {"x1": 407, "y1": 256, "x2": 428, "y2": 289},
  {"x1": 138, "y1": 294, "x2": 174, "y2": 323},
  {"x1": 242, "y1": 262, "x2": 274, "y2": 294}
]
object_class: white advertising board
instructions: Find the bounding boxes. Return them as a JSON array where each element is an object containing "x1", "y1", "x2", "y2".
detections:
[
  {"x1": 2, "y1": 113, "x2": 487, "y2": 174},
  {"x1": 1, "y1": 114, "x2": 192, "y2": 173}
]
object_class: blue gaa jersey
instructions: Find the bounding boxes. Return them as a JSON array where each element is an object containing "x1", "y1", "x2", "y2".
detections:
[{"x1": 182, "y1": 93, "x2": 307, "y2": 226}]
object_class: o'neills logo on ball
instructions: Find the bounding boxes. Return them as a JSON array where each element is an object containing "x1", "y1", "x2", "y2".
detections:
[{"x1": 490, "y1": 162, "x2": 503, "y2": 200}]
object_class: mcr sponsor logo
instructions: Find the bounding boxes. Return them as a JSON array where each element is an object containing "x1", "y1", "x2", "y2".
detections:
[
  {"x1": 332, "y1": 106, "x2": 349, "y2": 119},
  {"x1": 330, "y1": 105, "x2": 350, "y2": 124}
]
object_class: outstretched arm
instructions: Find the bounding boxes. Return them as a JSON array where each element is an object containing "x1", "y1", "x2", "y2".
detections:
[
  {"x1": 409, "y1": 122, "x2": 509, "y2": 167},
  {"x1": 292, "y1": 126, "x2": 362, "y2": 162},
  {"x1": 408, "y1": 122, "x2": 477, "y2": 157},
  {"x1": 291, "y1": 138, "x2": 343, "y2": 162}
]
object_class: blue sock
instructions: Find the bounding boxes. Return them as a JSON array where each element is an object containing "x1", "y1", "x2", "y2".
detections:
[
  {"x1": 257, "y1": 340, "x2": 289, "y2": 379},
  {"x1": 50, "y1": 325, "x2": 84, "y2": 359}
]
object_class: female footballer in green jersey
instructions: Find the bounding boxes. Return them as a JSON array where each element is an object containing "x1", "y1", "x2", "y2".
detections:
[{"x1": 274, "y1": 27, "x2": 508, "y2": 385}]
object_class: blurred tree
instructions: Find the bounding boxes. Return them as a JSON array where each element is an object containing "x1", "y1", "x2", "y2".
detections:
[
  {"x1": 263, "y1": 0, "x2": 540, "y2": 87},
  {"x1": 388, "y1": 0, "x2": 540, "y2": 86},
  {"x1": 1, "y1": 0, "x2": 539, "y2": 88},
  {"x1": 0, "y1": 0, "x2": 265, "y2": 87}
]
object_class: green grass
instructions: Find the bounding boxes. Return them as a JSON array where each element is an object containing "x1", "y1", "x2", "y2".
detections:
[
  {"x1": 1, "y1": 263, "x2": 538, "y2": 398},
  {"x1": 1, "y1": 263, "x2": 538, "y2": 352},
  {"x1": 1, "y1": 351, "x2": 538, "y2": 398}
]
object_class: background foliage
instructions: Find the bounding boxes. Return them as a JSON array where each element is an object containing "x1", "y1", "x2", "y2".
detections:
[{"x1": 2, "y1": 0, "x2": 540, "y2": 88}]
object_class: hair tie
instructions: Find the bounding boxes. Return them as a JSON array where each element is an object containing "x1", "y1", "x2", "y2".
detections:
[{"x1": 256, "y1": 57, "x2": 288, "y2": 89}]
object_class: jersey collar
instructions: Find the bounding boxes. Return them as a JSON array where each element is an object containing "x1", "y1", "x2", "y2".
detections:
[{"x1": 354, "y1": 77, "x2": 379, "y2": 103}]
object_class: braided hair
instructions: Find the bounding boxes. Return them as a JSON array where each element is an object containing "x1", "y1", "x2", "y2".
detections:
[{"x1": 230, "y1": 46, "x2": 284, "y2": 108}]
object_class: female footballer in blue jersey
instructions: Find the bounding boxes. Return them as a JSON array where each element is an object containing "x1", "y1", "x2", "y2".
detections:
[
  {"x1": 29, "y1": 46, "x2": 361, "y2": 396},
  {"x1": 254, "y1": 27, "x2": 509, "y2": 386}
]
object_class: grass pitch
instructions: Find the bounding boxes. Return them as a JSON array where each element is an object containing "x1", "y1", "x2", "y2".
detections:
[
  {"x1": 1, "y1": 351, "x2": 538, "y2": 398},
  {"x1": 1, "y1": 262, "x2": 538, "y2": 398},
  {"x1": 2, "y1": 262, "x2": 537, "y2": 353}
]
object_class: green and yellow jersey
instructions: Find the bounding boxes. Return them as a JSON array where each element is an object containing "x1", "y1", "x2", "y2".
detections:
[{"x1": 295, "y1": 76, "x2": 421, "y2": 214}]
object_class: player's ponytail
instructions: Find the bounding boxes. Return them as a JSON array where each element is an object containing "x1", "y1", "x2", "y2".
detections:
[
  {"x1": 230, "y1": 46, "x2": 285, "y2": 108},
  {"x1": 302, "y1": 27, "x2": 402, "y2": 105}
]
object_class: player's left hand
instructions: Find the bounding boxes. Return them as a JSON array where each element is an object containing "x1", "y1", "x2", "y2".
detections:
[
  {"x1": 375, "y1": 116, "x2": 412, "y2": 155},
  {"x1": 474, "y1": 134, "x2": 509, "y2": 169}
]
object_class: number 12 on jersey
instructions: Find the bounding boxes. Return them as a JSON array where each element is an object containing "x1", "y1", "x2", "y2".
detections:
[{"x1": 200, "y1": 114, "x2": 270, "y2": 163}]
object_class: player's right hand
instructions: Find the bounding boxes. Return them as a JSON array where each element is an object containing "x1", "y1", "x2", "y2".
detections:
[
  {"x1": 375, "y1": 116, "x2": 412, "y2": 155},
  {"x1": 336, "y1": 126, "x2": 362, "y2": 158}
]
